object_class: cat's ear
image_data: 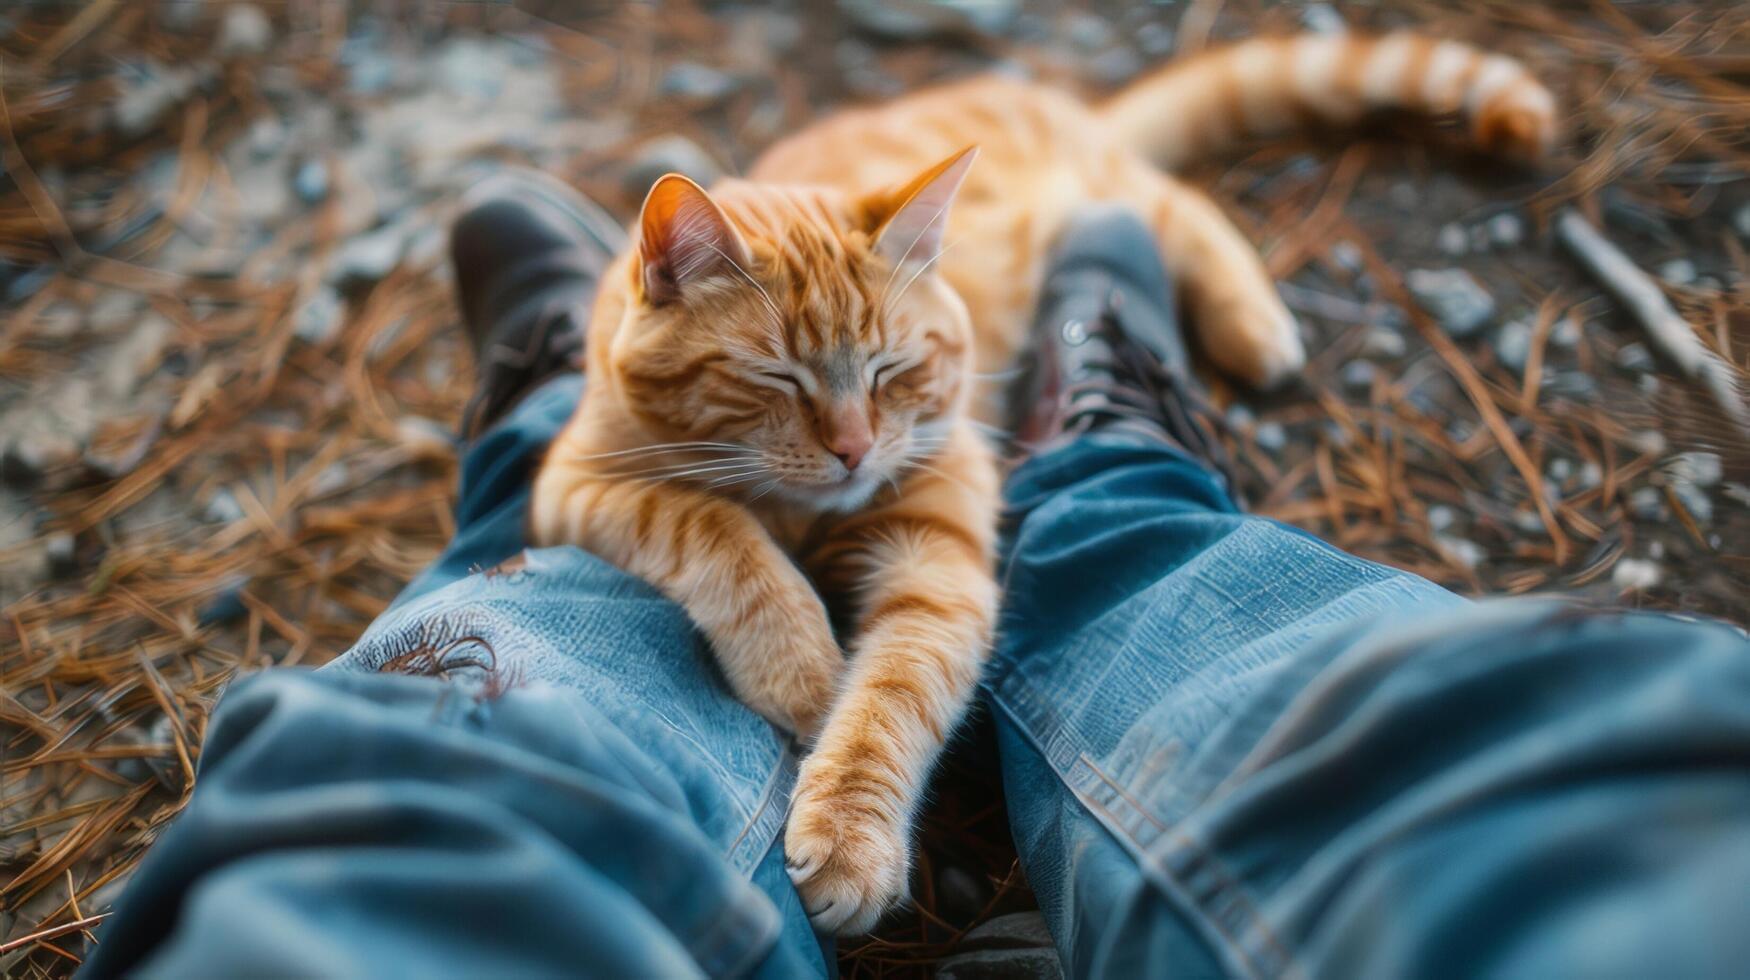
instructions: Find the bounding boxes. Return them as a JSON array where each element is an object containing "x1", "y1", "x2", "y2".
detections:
[
  {"x1": 868, "y1": 145, "x2": 979, "y2": 269},
  {"x1": 637, "y1": 174, "x2": 749, "y2": 305}
]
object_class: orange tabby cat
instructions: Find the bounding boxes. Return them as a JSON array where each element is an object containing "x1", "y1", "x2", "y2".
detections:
[{"x1": 530, "y1": 32, "x2": 1555, "y2": 934}]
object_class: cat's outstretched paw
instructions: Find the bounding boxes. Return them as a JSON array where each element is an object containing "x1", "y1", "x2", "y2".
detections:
[{"x1": 784, "y1": 764, "x2": 908, "y2": 936}]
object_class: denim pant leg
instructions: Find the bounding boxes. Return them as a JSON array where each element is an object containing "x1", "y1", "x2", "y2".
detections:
[
  {"x1": 989, "y1": 434, "x2": 1750, "y2": 978},
  {"x1": 82, "y1": 376, "x2": 828, "y2": 979}
]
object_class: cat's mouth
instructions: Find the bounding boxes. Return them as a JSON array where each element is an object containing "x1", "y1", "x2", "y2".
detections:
[{"x1": 774, "y1": 470, "x2": 882, "y2": 511}]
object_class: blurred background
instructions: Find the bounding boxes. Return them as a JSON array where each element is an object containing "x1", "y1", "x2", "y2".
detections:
[{"x1": 2, "y1": 1, "x2": 1747, "y2": 976}]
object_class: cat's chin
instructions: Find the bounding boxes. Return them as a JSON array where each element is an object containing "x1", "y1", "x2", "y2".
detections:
[{"x1": 766, "y1": 473, "x2": 884, "y2": 513}]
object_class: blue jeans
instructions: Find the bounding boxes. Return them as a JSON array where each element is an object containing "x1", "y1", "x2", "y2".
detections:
[{"x1": 83, "y1": 376, "x2": 1750, "y2": 978}]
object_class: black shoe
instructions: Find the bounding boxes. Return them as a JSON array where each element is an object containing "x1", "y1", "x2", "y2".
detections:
[
  {"x1": 450, "y1": 168, "x2": 625, "y2": 440},
  {"x1": 1009, "y1": 203, "x2": 1235, "y2": 489}
]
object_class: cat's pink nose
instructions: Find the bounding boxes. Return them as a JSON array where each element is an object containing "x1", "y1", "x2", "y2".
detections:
[
  {"x1": 821, "y1": 406, "x2": 874, "y2": 472},
  {"x1": 828, "y1": 431, "x2": 872, "y2": 472}
]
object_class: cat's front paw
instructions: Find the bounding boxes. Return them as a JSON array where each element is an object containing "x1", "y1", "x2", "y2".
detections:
[{"x1": 784, "y1": 761, "x2": 908, "y2": 936}]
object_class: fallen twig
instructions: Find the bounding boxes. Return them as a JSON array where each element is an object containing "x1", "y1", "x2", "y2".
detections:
[{"x1": 1555, "y1": 208, "x2": 1750, "y2": 435}]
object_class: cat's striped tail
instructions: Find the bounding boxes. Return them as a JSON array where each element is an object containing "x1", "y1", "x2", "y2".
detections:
[{"x1": 1101, "y1": 32, "x2": 1558, "y2": 171}]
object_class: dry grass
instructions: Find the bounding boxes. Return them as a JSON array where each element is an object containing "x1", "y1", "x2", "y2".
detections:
[{"x1": 3, "y1": 2, "x2": 1748, "y2": 977}]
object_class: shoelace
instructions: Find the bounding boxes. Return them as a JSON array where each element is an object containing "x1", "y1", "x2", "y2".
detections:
[
  {"x1": 1060, "y1": 308, "x2": 1241, "y2": 491},
  {"x1": 459, "y1": 299, "x2": 586, "y2": 441}
]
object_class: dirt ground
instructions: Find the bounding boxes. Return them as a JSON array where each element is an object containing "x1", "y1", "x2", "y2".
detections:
[{"x1": 3, "y1": 1, "x2": 1747, "y2": 976}]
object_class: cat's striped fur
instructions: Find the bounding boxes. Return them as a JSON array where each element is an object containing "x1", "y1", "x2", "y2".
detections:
[{"x1": 530, "y1": 31, "x2": 1557, "y2": 935}]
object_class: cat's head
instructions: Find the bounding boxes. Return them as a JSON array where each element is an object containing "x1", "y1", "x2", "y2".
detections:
[{"x1": 608, "y1": 147, "x2": 978, "y2": 513}]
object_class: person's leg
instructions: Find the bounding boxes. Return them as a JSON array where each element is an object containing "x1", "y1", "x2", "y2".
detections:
[
  {"x1": 990, "y1": 208, "x2": 1750, "y2": 977},
  {"x1": 81, "y1": 174, "x2": 828, "y2": 979}
]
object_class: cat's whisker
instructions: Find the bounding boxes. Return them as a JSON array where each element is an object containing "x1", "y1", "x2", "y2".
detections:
[
  {"x1": 569, "y1": 441, "x2": 753, "y2": 463},
  {"x1": 876, "y1": 195, "x2": 957, "y2": 310},
  {"x1": 703, "y1": 242, "x2": 787, "y2": 332},
  {"x1": 882, "y1": 236, "x2": 964, "y2": 317},
  {"x1": 615, "y1": 460, "x2": 767, "y2": 482},
  {"x1": 744, "y1": 479, "x2": 782, "y2": 504},
  {"x1": 704, "y1": 465, "x2": 772, "y2": 485}
]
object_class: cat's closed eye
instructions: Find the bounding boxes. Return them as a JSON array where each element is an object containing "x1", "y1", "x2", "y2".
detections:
[{"x1": 759, "y1": 369, "x2": 803, "y2": 390}]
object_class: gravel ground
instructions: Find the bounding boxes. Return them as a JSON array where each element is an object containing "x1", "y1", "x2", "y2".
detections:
[{"x1": 2, "y1": 2, "x2": 1746, "y2": 976}]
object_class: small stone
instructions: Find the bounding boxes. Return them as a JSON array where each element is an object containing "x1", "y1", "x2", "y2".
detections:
[
  {"x1": 1225, "y1": 404, "x2": 1255, "y2": 430},
  {"x1": 1254, "y1": 421, "x2": 1288, "y2": 454},
  {"x1": 1, "y1": 433, "x2": 81, "y2": 486},
  {"x1": 293, "y1": 159, "x2": 329, "y2": 204},
  {"x1": 1544, "y1": 371, "x2": 1597, "y2": 399},
  {"x1": 1087, "y1": 47, "x2": 1144, "y2": 86},
  {"x1": 1406, "y1": 268, "x2": 1494, "y2": 338},
  {"x1": 198, "y1": 576, "x2": 250, "y2": 626},
  {"x1": 660, "y1": 63, "x2": 739, "y2": 102},
  {"x1": 838, "y1": 0, "x2": 1019, "y2": 41},
  {"x1": 247, "y1": 115, "x2": 287, "y2": 159},
  {"x1": 1734, "y1": 203, "x2": 1750, "y2": 242},
  {"x1": 1341, "y1": 360, "x2": 1377, "y2": 391},
  {"x1": 1436, "y1": 534, "x2": 1486, "y2": 570},
  {"x1": 1671, "y1": 483, "x2": 1713, "y2": 524},
  {"x1": 216, "y1": 3, "x2": 271, "y2": 56},
  {"x1": 435, "y1": 37, "x2": 507, "y2": 101},
  {"x1": 1436, "y1": 223, "x2": 1469, "y2": 257},
  {"x1": 1627, "y1": 486, "x2": 1666, "y2": 520},
  {"x1": 1063, "y1": 12, "x2": 1115, "y2": 51},
  {"x1": 348, "y1": 56, "x2": 395, "y2": 97},
  {"x1": 310, "y1": 461, "x2": 353, "y2": 498},
  {"x1": 1362, "y1": 327, "x2": 1406, "y2": 360},
  {"x1": 1512, "y1": 509, "x2": 1544, "y2": 534},
  {"x1": 1135, "y1": 22, "x2": 1175, "y2": 57},
  {"x1": 45, "y1": 532, "x2": 77, "y2": 576},
  {"x1": 1649, "y1": 540, "x2": 1666, "y2": 561},
  {"x1": 1547, "y1": 458, "x2": 1574, "y2": 485},
  {"x1": 112, "y1": 61, "x2": 197, "y2": 136},
  {"x1": 1578, "y1": 461, "x2": 1603, "y2": 491},
  {"x1": 396, "y1": 416, "x2": 455, "y2": 458},
  {"x1": 329, "y1": 223, "x2": 407, "y2": 290},
  {"x1": 403, "y1": 224, "x2": 447, "y2": 272},
  {"x1": 1487, "y1": 212, "x2": 1524, "y2": 248},
  {"x1": 1494, "y1": 319, "x2": 1533, "y2": 374},
  {"x1": 1667, "y1": 451, "x2": 1722, "y2": 489},
  {"x1": 1612, "y1": 558, "x2": 1662, "y2": 590},
  {"x1": 1550, "y1": 317, "x2": 1581, "y2": 349},
  {"x1": 1301, "y1": 3, "x2": 1344, "y2": 33},
  {"x1": 102, "y1": 313, "x2": 173, "y2": 399},
  {"x1": 157, "y1": 0, "x2": 204, "y2": 32},
  {"x1": 1331, "y1": 239, "x2": 1363, "y2": 274},
  {"x1": 1610, "y1": 344, "x2": 1652, "y2": 374},
  {"x1": 837, "y1": 40, "x2": 902, "y2": 97},
  {"x1": 295, "y1": 285, "x2": 345, "y2": 344},
  {"x1": 1627, "y1": 430, "x2": 1666, "y2": 456},
  {"x1": 204, "y1": 487, "x2": 246, "y2": 524},
  {"x1": 625, "y1": 135, "x2": 724, "y2": 197},
  {"x1": 1428, "y1": 505, "x2": 1456, "y2": 532},
  {"x1": 1657, "y1": 258, "x2": 1697, "y2": 286}
]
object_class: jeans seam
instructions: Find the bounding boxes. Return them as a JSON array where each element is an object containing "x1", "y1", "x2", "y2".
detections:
[
  {"x1": 992, "y1": 671, "x2": 1288, "y2": 980},
  {"x1": 1080, "y1": 755, "x2": 1299, "y2": 980},
  {"x1": 727, "y1": 746, "x2": 797, "y2": 875}
]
